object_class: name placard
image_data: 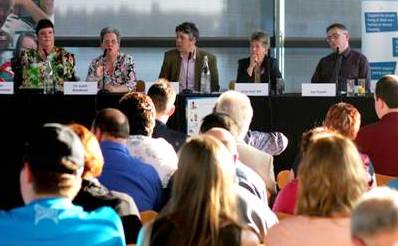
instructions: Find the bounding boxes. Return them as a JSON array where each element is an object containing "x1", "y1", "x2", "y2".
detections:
[
  {"x1": 0, "y1": 82, "x2": 14, "y2": 94},
  {"x1": 64, "y1": 82, "x2": 97, "y2": 95},
  {"x1": 144, "y1": 81, "x2": 179, "y2": 94},
  {"x1": 235, "y1": 83, "x2": 269, "y2": 96},
  {"x1": 301, "y1": 83, "x2": 336, "y2": 97}
]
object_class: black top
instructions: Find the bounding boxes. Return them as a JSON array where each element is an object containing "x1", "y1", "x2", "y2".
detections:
[
  {"x1": 150, "y1": 213, "x2": 241, "y2": 246},
  {"x1": 152, "y1": 120, "x2": 187, "y2": 152},
  {"x1": 73, "y1": 178, "x2": 142, "y2": 244},
  {"x1": 236, "y1": 56, "x2": 282, "y2": 93},
  {"x1": 311, "y1": 48, "x2": 370, "y2": 91}
]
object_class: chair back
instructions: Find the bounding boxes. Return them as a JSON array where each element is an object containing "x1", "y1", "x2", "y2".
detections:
[
  {"x1": 375, "y1": 173, "x2": 396, "y2": 186},
  {"x1": 277, "y1": 170, "x2": 292, "y2": 189},
  {"x1": 140, "y1": 210, "x2": 158, "y2": 225}
]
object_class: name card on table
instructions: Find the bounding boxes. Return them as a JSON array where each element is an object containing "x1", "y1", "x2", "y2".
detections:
[
  {"x1": 144, "y1": 81, "x2": 179, "y2": 94},
  {"x1": 235, "y1": 83, "x2": 269, "y2": 96},
  {"x1": 64, "y1": 82, "x2": 97, "y2": 95},
  {"x1": 0, "y1": 82, "x2": 14, "y2": 94},
  {"x1": 301, "y1": 83, "x2": 336, "y2": 97}
]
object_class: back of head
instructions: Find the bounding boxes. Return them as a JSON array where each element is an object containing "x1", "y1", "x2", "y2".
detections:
[
  {"x1": 119, "y1": 92, "x2": 156, "y2": 136},
  {"x1": 200, "y1": 112, "x2": 239, "y2": 139},
  {"x1": 92, "y1": 108, "x2": 130, "y2": 139},
  {"x1": 23, "y1": 123, "x2": 84, "y2": 198},
  {"x1": 375, "y1": 75, "x2": 398, "y2": 109},
  {"x1": 175, "y1": 22, "x2": 199, "y2": 42},
  {"x1": 204, "y1": 127, "x2": 238, "y2": 155},
  {"x1": 297, "y1": 133, "x2": 368, "y2": 217},
  {"x1": 147, "y1": 79, "x2": 176, "y2": 114},
  {"x1": 351, "y1": 187, "x2": 398, "y2": 243},
  {"x1": 215, "y1": 91, "x2": 253, "y2": 140},
  {"x1": 324, "y1": 102, "x2": 361, "y2": 140},
  {"x1": 68, "y1": 123, "x2": 104, "y2": 179},
  {"x1": 168, "y1": 135, "x2": 238, "y2": 244}
]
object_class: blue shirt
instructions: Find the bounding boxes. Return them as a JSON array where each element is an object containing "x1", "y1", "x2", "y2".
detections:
[
  {"x1": 0, "y1": 197, "x2": 125, "y2": 246},
  {"x1": 99, "y1": 140, "x2": 163, "y2": 211}
]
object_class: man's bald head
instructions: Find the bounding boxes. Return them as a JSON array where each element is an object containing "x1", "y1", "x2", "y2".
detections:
[
  {"x1": 92, "y1": 108, "x2": 130, "y2": 139},
  {"x1": 204, "y1": 127, "x2": 238, "y2": 156}
]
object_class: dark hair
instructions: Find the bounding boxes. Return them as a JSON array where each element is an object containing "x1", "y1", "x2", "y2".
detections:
[
  {"x1": 92, "y1": 108, "x2": 130, "y2": 139},
  {"x1": 100, "y1": 26, "x2": 121, "y2": 45},
  {"x1": 36, "y1": 19, "x2": 54, "y2": 34},
  {"x1": 326, "y1": 23, "x2": 348, "y2": 33},
  {"x1": 119, "y1": 92, "x2": 156, "y2": 136},
  {"x1": 147, "y1": 79, "x2": 176, "y2": 114},
  {"x1": 14, "y1": 32, "x2": 37, "y2": 57},
  {"x1": 175, "y1": 22, "x2": 199, "y2": 42},
  {"x1": 200, "y1": 112, "x2": 239, "y2": 138},
  {"x1": 375, "y1": 75, "x2": 398, "y2": 108}
]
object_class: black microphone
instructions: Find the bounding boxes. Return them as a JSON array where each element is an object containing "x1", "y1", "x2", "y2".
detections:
[
  {"x1": 266, "y1": 54, "x2": 274, "y2": 95},
  {"x1": 182, "y1": 52, "x2": 193, "y2": 94},
  {"x1": 101, "y1": 49, "x2": 107, "y2": 92},
  {"x1": 334, "y1": 47, "x2": 342, "y2": 95}
]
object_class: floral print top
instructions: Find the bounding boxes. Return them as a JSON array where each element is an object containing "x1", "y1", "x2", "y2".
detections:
[
  {"x1": 86, "y1": 53, "x2": 136, "y2": 91},
  {"x1": 17, "y1": 47, "x2": 75, "y2": 92}
]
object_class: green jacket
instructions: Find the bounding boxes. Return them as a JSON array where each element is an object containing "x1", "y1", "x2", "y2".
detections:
[{"x1": 159, "y1": 48, "x2": 219, "y2": 92}]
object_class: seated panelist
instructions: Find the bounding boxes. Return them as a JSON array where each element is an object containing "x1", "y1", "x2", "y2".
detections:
[
  {"x1": 86, "y1": 26, "x2": 136, "y2": 93},
  {"x1": 236, "y1": 31, "x2": 283, "y2": 95},
  {"x1": 13, "y1": 19, "x2": 76, "y2": 92}
]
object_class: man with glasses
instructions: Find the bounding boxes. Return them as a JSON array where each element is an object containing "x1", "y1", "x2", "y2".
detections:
[{"x1": 311, "y1": 23, "x2": 370, "y2": 92}]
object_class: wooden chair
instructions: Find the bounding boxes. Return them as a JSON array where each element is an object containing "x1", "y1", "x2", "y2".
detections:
[
  {"x1": 139, "y1": 210, "x2": 158, "y2": 225},
  {"x1": 375, "y1": 173, "x2": 396, "y2": 186},
  {"x1": 277, "y1": 170, "x2": 292, "y2": 190},
  {"x1": 275, "y1": 212, "x2": 293, "y2": 220}
]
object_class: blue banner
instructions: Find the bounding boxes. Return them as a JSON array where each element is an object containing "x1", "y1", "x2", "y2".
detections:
[
  {"x1": 370, "y1": 62, "x2": 397, "y2": 80},
  {"x1": 365, "y1": 12, "x2": 398, "y2": 33},
  {"x1": 393, "y1": 38, "x2": 398, "y2": 57}
]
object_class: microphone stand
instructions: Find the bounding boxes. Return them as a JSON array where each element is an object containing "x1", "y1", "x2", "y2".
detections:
[
  {"x1": 182, "y1": 52, "x2": 193, "y2": 94},
  {"x1": 334, "y1": 47, "x2": 341, "y2": 96},
  {"x1": 101, "y1": 49, "x2": 107, "y2": 92}
]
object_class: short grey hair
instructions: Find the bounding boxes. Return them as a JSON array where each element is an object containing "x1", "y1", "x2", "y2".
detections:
[
  {"x1": 351, "y1": 187, "x2": 398, "y2": 240},
  {"x1": 250, "y1": 31, "x2": 270, "y2": 48},
  {"x1": 100, "y1": 26, "x2": 121, "y2": 45},
  {"x1": 215, "y1": 90, "x2": 253, "y2": 140}
]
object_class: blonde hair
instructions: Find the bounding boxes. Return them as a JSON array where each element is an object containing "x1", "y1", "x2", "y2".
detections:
[
  {"x1": 215, "y1": 90, "x2": 253, "y2": 140},
  {"x1": 297, "y1": 133, "x2": 368, "y2": 217},
  {"x1": 155, "y1": 135, "x2": 240, "y2": 245}
]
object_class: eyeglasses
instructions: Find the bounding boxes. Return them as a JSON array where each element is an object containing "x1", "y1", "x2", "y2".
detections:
[{"x1": 326, "y1": 32, "x2": 346, "y2": 42}]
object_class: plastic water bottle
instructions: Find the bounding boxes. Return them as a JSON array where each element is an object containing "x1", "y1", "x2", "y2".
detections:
[
  {"x1": 200, "y1": 55, "x2": 211, "y2": 94},
  {"x1": 43, "y1": 58, "x2": 54, "y2": 94}
]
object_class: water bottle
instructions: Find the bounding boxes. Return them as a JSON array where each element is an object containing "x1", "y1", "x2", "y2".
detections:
[
  {"x1": 200, "y1": 55, "x2": 211, "y2": 94},
  {"x1": 43, "y1": 58, "x2": 54, "y2": 94}
]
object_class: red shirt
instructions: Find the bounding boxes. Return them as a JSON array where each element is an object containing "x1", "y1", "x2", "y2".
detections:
[{"x1": 356, "y1": 112, "x2": 398, "y2": 176}]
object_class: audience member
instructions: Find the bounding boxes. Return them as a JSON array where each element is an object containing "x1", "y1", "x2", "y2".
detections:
[
  {"x1": 200, "y1": 112, "x2": 268, "y2": 204},
  {"x1": 272, "y1": 127, "x2": 330, "y2": 215},
  {"x1": 147, "y1": 79, "x2": 187, "y2": 151},
  {"x1": 311, "y1": 23, "x2": 370, "y2": 92},
  {"x1": 86, "y1": 26, "x2": 136, "y2": 93},
  {"x1": 205, "y1": 127, "x2": 278, "y2": 241},
  {"x1": 119, "y1": 92, "x2": 178, "y2": 188},
  {"x1": 266, "y1": 133, "x2": 368, "y2": 246},
  {"x1": 138, "y1": 136, "x2": 259, "y2": 245},
  {"x1": 324, "y1": 102, "x2": 375, "y2": 187},
  {"x1": 159, "y1": 22, "x2": 219, "y2": 92},
  {"x1": 92, "y1": 108, "x2": 163, "y2": 212},
  {"x1": 356, "y1": 74, "x2": 398, "y2": 176},
  {"x1": 69, "y1": 123, "x2": 142, "y2": 244},
  {"x1": 351, "y1": 187, "x2": 398, "y2": 246},
  {"x1": 0, "y1": 123, "x2": 125, "y2": 245},
  {"x1": 215, "y1": 90, "x2": 276, "y2": 195},
  {"x1": 12, "y1": 19, "x2": 76, "y2": 91},
  {"x1": 236, "y1": 31, "x2": 283, "y2": 94}
]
